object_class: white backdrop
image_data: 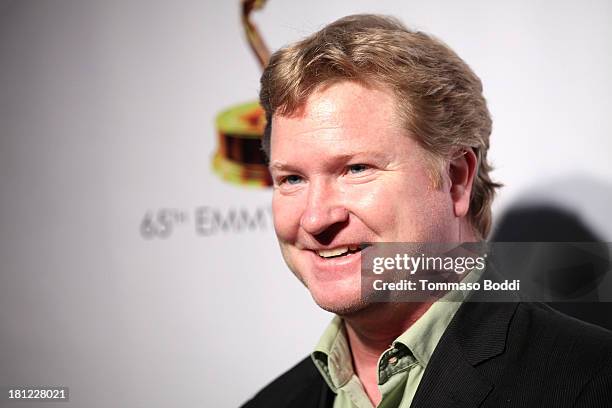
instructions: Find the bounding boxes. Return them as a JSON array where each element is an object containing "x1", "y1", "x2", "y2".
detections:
[{"x1": 1, "y1": 1, "x2": 611, "y2": 407}]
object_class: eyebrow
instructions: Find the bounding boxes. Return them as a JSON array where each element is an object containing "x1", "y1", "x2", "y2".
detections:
[
  {"x1": 269, "y1": 151, "x2": 389, "y2": 172},
  {"x1": 268, "y1": 161, "x2": 294, "y2": 172}
]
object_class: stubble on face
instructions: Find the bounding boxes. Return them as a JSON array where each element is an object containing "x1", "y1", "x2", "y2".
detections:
[{"x1": 269, "y1": 81, "x2": 457, "y2": 316}]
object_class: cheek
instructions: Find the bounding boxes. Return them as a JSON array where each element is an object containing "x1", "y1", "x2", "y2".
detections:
[
  {"x1": 272, "y1": 193, "x2": 301, "y2": 241},
  {"x1": 342, "y1": 182, "x2": 399, "y2": 233},
  {"x1": 401, "y1": 189, "x2": 455, "y2": 240},
  {"x1": 343, "y1": 175, "x2": 451, "y2": 239}
]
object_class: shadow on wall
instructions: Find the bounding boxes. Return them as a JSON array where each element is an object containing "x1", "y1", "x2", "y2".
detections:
[{"x1": 491, "y1": 204, "x2": 612, "y2": 331}]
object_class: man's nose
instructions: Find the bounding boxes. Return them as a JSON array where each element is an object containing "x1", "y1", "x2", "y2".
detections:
[{"x1": 299, "y1": 179, "x2": 349, "y2": 236}]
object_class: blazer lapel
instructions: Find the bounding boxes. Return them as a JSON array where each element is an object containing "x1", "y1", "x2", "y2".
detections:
[
  {"x1": 410, "y1": 278, "x2": 520, "y2": 408},
  {"x1": 409, "y1": 338, "x2": 492, "y2": 407}
]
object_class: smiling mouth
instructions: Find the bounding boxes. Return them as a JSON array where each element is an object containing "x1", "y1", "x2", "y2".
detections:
[{"x1": 316, "y1": 245, "x2": 366, "y2": 259}]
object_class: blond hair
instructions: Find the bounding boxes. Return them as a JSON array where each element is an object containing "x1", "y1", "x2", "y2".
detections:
[{"x1": 260, "y1": 14, "x2": 501, "y2": 238}]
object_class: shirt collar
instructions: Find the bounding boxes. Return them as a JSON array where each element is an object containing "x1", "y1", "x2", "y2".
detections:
[
  {"x1": 311, "y1": 315, "x2": 353, "y2": 392},
  {"x1": 311, "y1": 268, "x2": 484, "y2": 389},
  {"x1": 393, "y1": 267, "x2": 483, "y2": 367}
]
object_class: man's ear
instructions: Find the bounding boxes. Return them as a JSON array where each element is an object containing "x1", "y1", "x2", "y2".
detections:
[{"x1": 449, "y1": 148, "x2": 478, "y2": 218}]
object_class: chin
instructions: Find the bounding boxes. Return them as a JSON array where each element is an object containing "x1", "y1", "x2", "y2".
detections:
[
  {"x1": 313, "y1": 296, "x2": 371, "y2": 316},
  {"x1": 307, "y1": 281, "x2": 372, "y2": 316}
]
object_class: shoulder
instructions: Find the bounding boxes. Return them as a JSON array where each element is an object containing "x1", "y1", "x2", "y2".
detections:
[
  {"x1": 241, "y1": 356, "x2": 328, "y2": 408},
  {"x1": 520, "y1": 302, "x2": 612, "y2": 366},
  {"x1": 504, "y1": 302, "x2": 612, "y2": 405},
  {"x1": 445, "y1": 300, "x2": 612, "y2": 406},
  {"x1": 514, "y1": 302, "x2": 612, "y2": 356}
]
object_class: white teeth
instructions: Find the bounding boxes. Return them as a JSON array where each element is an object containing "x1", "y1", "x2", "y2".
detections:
[
  {"x1": 317, "y1": 247, "x2": 349, "y2": 258},
  {"x1": 316, "y1": 245, "x2": 362, "y2": 258}
]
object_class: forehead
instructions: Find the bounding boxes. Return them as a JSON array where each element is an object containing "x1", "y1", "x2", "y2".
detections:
[{"x1": 270, "y1": 81, "x2": 405, "y2": 158}]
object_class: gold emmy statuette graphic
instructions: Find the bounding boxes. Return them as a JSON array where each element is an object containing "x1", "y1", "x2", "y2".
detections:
[{"x1": 212, "y1": 0, "x2": 272, "y2": 187}]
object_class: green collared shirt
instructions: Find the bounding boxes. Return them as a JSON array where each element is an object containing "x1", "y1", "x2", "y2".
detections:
[{"x1": 311, "y1": 270, "x2": 481, "y2": 408}]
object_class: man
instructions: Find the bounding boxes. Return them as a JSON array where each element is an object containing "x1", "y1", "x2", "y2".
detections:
[{"x1": 242, "y1": 14, "x2": 612, "y2": 408}]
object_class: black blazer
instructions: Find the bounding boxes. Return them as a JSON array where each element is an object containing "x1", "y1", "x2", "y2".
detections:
[{"x1": 242, "y1": 295, "x2": 612, "y2": 408}]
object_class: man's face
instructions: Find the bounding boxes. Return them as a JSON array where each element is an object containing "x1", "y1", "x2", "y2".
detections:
[{"x1": 269, "y1": 81, "x2": 460, "y2": 315}]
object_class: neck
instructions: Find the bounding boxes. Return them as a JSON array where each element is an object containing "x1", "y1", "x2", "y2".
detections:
[
  {"x1": 341, "y1": 302, "x2": 433, "y2": 404},
  {"x1": 341, "y1": 223, "x2": 479, "y2": 403},
  {"x1": 458, "y1": 221, "x2": 478, "y2": 243},
  {"x1": 343, "y1": 302, "x2": 432, "y2": 352}
]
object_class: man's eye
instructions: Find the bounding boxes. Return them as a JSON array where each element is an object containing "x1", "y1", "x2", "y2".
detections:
[
  {"x1": 348, "y1": 164, "x2": 369, "y2": 174},
  {"x1": 283, "y1": 175, "x2": 303, "y2": 185}
]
